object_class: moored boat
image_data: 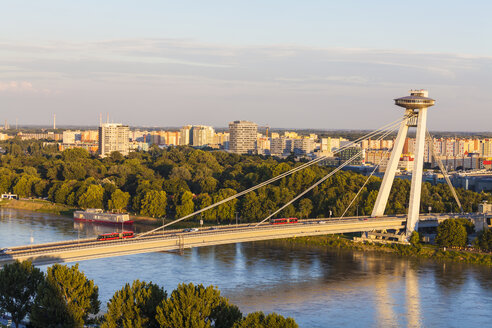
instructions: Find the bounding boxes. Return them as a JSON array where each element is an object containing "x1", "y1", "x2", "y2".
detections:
[{"x1": 73, "y1": 208, "x2": 133, "y2": 225}]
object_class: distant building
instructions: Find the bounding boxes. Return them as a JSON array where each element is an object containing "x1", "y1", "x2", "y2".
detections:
[
  {"x1": 293, "y1": 138, "x2": 315, "y2": 155},
  {"x1": 81, "y1": 130, "x2": 98, "y2": 143},
  {"x1": 212, "y1": 132, "x2": 230, "y2": 149},
  {"x1": 179, "y1": 125, "x2": 192, "y2": 145},
  {"x1": 62, "y1": 130, "x2": 81, "y2": 144},
  {"x1": 177, "y1": 125, "x2": 215, "y2": 147},
  {"x1": 229, "y1": 120, "x2": 258, "y2": 154},
  {"x1": 338, "y1": 147, "x2": 364, "y2": 166},
  {"x1": 98, "y1": 123, "x2": 130, "y2": 157},
  {"x1": 270, "y1": 137, "x2": 289, "y2": 156},
  {"x1": 191, "y1": 125, "x2": 215, "y2": 146},
  {"x1": 256, "y1": 135, "x2": 270, "y2": 155},
  {"x1": 0, "y1": 133, "x2": 10, "y2": 141},
  {"x1": 59, "y1": 142, "x2": 98, "y2": 154},
  {"x1": 161, "y1": 131, "x2": 180, "y2": 146},
  {"x1": 1, "y1": 193, "x2": 17, "y2": 200},
  {"x1": 17, "y1": 131, "x2": 62, "y2": 141}
]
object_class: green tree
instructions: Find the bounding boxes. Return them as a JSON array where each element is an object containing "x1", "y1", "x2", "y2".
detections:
[
  {"x1": 409, "y1": 231, "x2": 420, "y2": 246},
  {"x1": 197, "y1": 177, "x2": 218, "y2": 194},
  {"x1": 476, "y1": 229, "x2": 492, "y2": 251},
  {"x1": 140, "y1": 190, "x2": 167, "y2": 218},
  {"x1": 297, "y1": 199, "x2": 313, "y2": 219},
  {"x1": 455, "y1": 218, "x2": 475, "y2": 235},
  {"x1": 0, "y1": 261, "x2": 44, "y2": 328},
  {"x1": 435, "y1": 219, "x2": 467, "y2": 248},
  {"x1": 240, "y1": 192, "x2": 262, "y2": 222},
  {"x1": 233, "y1": 312, "x2": 298, "y2": 328},
  {"x1": 62, "y1": 162, "x2": 87, "y2": 180},
  {"x1": 213, "y1": 189, "x2": 237, "y2": 223},
  {"x1": 33, "y1": 179, "x2": 49, "y2": 197},
  {"x1": 78, "y1": 184, "x2": 105, "y2": 209},
  {"x1": 109, "y1": 151, "x2": 124, "y2": 162},
  {"x1": 102, "y1": 280, "x2": 166, "y2": 328},
  {"x1": 155, "y1": 283, "x2": 241, "y2": 328},
  {"x1": 175, "y1": 191, "x2": 195, "y2": 218},
  {"x1": 108, "y1": 189, "x2": 130, "y2": 212},
  {"x1": 12, "y1": 175, "x2": 35, "y2": 198},
  {"x1": 0, "y1": 170, "x2": 14, "y2": 194},
  {"x1": 61, "y1": 148, "x2": 90, "y2": 162},
  {"x1": 54, "y1": 180, "x2": 77, "y2": 204},
  {"x1": 30, "y1": 264, "x2": 100, "y2": 328},
  {"x1": 195, "y1": 193, "x2": 216, "y2": 222}
]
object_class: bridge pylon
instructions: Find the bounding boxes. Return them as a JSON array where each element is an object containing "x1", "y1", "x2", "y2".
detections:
[{"x1": 371, "y1": 90, "x2": 435, "y2": 236}]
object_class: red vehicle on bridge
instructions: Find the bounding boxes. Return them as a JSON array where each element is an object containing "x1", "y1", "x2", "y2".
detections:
[
  {"x1": 97, "y1": 231, "x2": 135, "y2": 241},
  {"x1": 270, "y1": 218, "x2": 298, "y2": 225}
]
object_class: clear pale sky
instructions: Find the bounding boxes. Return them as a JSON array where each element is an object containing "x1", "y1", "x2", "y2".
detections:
[{"x1": 1, "y1": 0, "x2": 491, "y2": 131}]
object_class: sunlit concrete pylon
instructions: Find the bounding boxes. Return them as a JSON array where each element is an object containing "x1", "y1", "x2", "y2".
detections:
[{"x1": 371, "y1": 90, "x2": 435, "y2": 236}]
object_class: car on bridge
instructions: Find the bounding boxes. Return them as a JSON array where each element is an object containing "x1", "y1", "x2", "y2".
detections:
[
  {"x1": 182, "y1": 228, "x2": 199, "y2": 233},
  {"x1": 0, "y1": 248, "x2": 12, "y2": 254}
]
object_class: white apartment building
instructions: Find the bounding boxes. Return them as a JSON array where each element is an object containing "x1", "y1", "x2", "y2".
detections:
[
  {"x1": 229, "y1": 120, "x2": 258, "y2": 154},
  {"x1": 98, "y1": 123, "x2": 130, "y2": 157}
]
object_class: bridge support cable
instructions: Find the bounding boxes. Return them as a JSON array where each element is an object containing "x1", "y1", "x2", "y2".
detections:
[
  {"x1": 426, "y1": 130, "x2": 464, "y2": 213},
  {"x1": 136, "y1": 117, "x2": 407, "y2": 238},
  {"x1": 254, "y1": 125, "x2": 399, "y2": 227},
  {"x1": 339, "y1": 147, "x2": 394, "y2": 219}
]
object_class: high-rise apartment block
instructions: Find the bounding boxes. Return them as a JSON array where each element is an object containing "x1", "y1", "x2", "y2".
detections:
[
  {"x1": 179, "y1": 125, "x2": 192, "y2": 145},
  {"x1": 178, "y1": 125, "x2": 215, "y2": 146},
  {"x1": 191, "y1": 125, "x2": 215, "y2": 146},
  {"x1": 229, "y1": 120, "x2": 258, "y2": 154},
  {"x1": 98, "y1": 123, "x2": 130, "y2": 157}
]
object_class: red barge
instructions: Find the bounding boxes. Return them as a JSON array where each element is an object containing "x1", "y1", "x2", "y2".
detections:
[{"x1": 73, "y1": 208, "x2": 134, "y2": 225}]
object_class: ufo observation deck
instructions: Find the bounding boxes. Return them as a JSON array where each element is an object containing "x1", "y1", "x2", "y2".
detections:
[{"x1": 394, "y1": 90, "x2": 435, "y2": 110}]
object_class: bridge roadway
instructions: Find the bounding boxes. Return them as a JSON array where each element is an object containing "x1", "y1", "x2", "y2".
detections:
[{"x1": 0, "y1": 216, "x2": 407, "y2": 266}]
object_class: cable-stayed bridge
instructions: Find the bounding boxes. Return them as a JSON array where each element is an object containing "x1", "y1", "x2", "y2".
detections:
[{"x1": 1, "y1": 90, "x2": 490, "y2": 266}]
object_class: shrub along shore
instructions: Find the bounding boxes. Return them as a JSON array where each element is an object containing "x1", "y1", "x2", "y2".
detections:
[{"x1": 277, "y1": 234, "x2": 492, "y2": 266}]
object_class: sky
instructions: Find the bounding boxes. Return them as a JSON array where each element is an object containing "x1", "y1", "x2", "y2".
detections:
[{"x1": 1, "y1": 0, "x2": 492, "y2": 131}]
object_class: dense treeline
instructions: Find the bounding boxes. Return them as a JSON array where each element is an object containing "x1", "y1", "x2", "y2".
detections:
[
  {"x1": 0, "y1": 261, "x2": 297, "y2": 328},
  {"x1": 1, "y1": 139, "x2": 491, "y2": 222}
]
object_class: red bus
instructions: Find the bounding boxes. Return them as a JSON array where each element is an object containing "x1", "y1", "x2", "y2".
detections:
[
  {"x1": 270, "y1": 218, "x2": 298, "y2": 225},
  {"x1": 97, "y1": 231, "x2": 134, "y2": 241}
]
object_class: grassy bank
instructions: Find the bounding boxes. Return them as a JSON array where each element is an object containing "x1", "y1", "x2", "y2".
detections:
[
  {"x1": 280, "y1": 235, "x2": 492, "y2": 266},
  {"x1": 0, "y1": 199, "x2": 75, "y2": 216}
]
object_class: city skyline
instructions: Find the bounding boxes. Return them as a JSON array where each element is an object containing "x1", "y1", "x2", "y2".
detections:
[{"x1": 1, "y1": 1, "x2": 492, "y2": 131}]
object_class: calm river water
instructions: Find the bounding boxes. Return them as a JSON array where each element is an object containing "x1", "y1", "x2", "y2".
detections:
[{"x1": 1, "y1": 209, "x2": 491, "y2": 328}]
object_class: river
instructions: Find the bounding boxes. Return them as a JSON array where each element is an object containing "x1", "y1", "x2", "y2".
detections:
[{"x1": 1, "y1": 209, "x2": 491, "y2": 328}]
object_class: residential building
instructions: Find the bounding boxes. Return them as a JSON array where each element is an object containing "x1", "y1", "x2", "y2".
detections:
[
  {"x1": 81, "y1": 130, "x2": 98, "y2": 143},
  {"x1": 256, "y1": 135, "x2": 270, "y2": 155},
  {"x1": 179, "y1": 125, "x2": 192, "y2": 146},
  {"x1": 191, "y1": 125, "x2": 214, "y2": 146},
  {"x1": 62, "y1": 130, "x2": 81, "y2": 144},
  {"x1": 293, "y1": 138, "x2": 315, "y2": 155},
  {"x1": 98, "y1": 123, "x2": 130, "y2": 157},
  {"x1": 229, "y1": 120, "x2": 258, "y2": 154}
]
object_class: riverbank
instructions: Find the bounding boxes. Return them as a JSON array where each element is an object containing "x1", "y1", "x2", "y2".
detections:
[
  {"x1": 280, "y1": 235, "x2": 492, "y2": 266},
  {"x1": 0, "y1": 199, "x2": 75, "y2": 216},
  {"x1": 0, "y1": 200, "x2": 201, "y2": 228}
]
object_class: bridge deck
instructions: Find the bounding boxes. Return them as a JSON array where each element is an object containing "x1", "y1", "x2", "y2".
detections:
[{"x1": 0, "y1": 217, "x2": 406, "y2": 266}]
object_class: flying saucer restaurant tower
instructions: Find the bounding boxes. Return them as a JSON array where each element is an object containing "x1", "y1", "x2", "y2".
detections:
[{"x1": 371, "y1": 90, "x2": 435, "y2": 236}]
